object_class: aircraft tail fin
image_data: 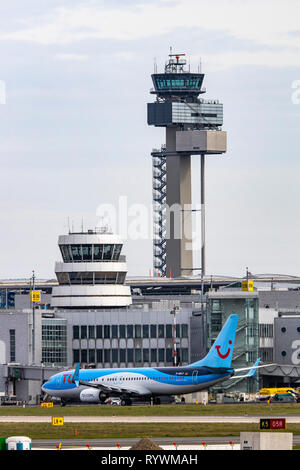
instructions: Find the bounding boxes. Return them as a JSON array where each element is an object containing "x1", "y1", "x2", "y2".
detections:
[{"x1": 188, "y1": 314, "x2": 239, "y2": 369}]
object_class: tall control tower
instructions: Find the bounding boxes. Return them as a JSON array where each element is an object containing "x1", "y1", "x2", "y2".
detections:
[{"x1": 148, "y1": 51, "x2": 227, "y2": 278}]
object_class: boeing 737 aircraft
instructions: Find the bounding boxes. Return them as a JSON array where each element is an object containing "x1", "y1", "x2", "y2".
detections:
[{"x1": 41, "y1": 315, "x2": 268, "y2": 406}]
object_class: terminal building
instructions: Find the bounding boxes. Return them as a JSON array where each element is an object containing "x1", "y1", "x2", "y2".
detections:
[
  {"x1": 0, "y1": 229, "x2": 205, "y2": 404},
  {"x1": 1, "y1": 228, "x2": 300, "y2": 404}
]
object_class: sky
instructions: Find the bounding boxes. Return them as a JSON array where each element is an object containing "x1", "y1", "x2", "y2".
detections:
[{"x1": 0, "y1": 0, "x2": 300, "y2": 280}]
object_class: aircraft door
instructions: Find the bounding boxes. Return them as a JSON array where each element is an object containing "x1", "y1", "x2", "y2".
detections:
[
  {"x1": 192, "y1": 370, "x2": 198, "y2": 384},
  {"x1": 116, "y1": 374, "x2": 124, "y2": 385}
]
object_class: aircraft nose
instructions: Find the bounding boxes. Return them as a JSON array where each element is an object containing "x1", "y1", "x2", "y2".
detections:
[{"x1": 42, "y1": 381, "x2": 50, "y2": 393}]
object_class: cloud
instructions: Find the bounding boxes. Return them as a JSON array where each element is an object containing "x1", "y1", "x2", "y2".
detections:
[
  {"x1": 199, "y1": 49, "x2": 300, "y2": 71},
  {"x1": 54, "y1": 53, "x2": 88, "y2": 61},
  {"x1": 1, "y1": 0, "x2": 300, "y2": 70},
  {"x1": 1, "y1": 0, "x2": 299, "y2": 47}
]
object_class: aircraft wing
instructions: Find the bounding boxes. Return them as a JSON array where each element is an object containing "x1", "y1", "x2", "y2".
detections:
[
  {"x1": 71, "y1": 365, "x2": 150, "y2": 396},
  {"x1": 234, "y1": 363, "x2": 277, "y2": 373},
  {"x1": 78, "y1": 380, "x2": 150, "y2": 397}
]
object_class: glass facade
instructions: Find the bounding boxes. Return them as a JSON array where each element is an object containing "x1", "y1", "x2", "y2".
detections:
[
  {"x1": 72, "y1": 322, "x2": 189, "y2": 367},
  {"x1": 56, "y1": 271, "x2": 126, "y2": 285},
  {"x1": 42, "y1": 319, "x2": 67, "y2": 366},
  {"x1": 153, "y1": 73, "x2": 204, "y2": 94},
  {"x1": 207, "y1": 292, "x2": 259, "y2": 394},
  {"x1": 9, "y1": 329, "x2": 16, "y2": 362},
  {"x1": 172, "y1": 102, "x2": 223, "y2": 126},
  {"x1": 73, "y1": 323, "x2": 188, "y2": 339},
  {"x1": 59, "y1": 244, "x2": 122, "y2": 263}
]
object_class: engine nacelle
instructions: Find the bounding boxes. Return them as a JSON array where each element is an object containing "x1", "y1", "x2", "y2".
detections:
[{"x1": 79, "y1": 388, "x2": 101, "y2": 403}]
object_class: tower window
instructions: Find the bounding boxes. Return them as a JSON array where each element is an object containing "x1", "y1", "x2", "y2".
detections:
[
  {"x1": 9, "y1": 329, "x2": 16, "y2": 362},
  {"x1": 103, "y1": 245, "x2": 113, "y2": 260},
  {"x1": 71, "y1": 245, "x2": 82, "y2": 261},
  {"x1": 82, "y1": 245, "x2": 92, "y2": 261}
]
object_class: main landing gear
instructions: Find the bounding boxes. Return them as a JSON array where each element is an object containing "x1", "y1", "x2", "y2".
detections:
[
  {"x1": 121, "y1": 398, "x2": 132, "y2": 406},
  {"x1": 149, "y1": 397, "x2": 161, "y2": 405}
]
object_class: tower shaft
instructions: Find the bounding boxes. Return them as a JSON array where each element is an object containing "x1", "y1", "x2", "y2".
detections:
[
  {"x1": 165, "y1": 128, "x2": 193, "y2": 277},
  {"x1": 201, "y1": 153, "x2": 206, "y2": 276}
]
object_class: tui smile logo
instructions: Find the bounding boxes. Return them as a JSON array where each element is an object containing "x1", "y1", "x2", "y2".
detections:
[{"x1": 215, "y1": 340, "x2": 232, "y2": 359}]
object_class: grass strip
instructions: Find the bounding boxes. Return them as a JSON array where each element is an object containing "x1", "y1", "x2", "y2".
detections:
[
  {"x1": 1, "y1": 403, "x2": 300, "y2": 417},
  {"x1": 0, "y1": 422, "x2": 300, "y2": 440}
]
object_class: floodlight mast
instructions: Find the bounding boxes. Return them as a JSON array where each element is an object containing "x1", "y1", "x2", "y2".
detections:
[{"x1": 170, "y1": 306, "x2": 180, "y2": 366}]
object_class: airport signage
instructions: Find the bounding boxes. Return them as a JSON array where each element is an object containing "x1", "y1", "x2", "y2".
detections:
[
  {"x1": 260, "y1": 418, "x2": 286, "y2": 430},
  {"x1": 52, "y1": 417, "x2": 64, "y2": 426},
  {"x1": 242, "y1": 280, "x2": 253, "y2": 292},
  {"x1": 41, "y1": 402, "x2": 53, "y2": 408},
  {"x1": 30, "y1": 290, "x2": 41, "y2": 302}
]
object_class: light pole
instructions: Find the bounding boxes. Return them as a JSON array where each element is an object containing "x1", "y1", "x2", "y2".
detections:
[
  {"x1": 32, "y1": 270, "x2": 35, "y2": 365},
  {"x1": 170, "y1": 306, "x2": 180, "y2": 366},
  {"x1": 29, "y1": 270, "x2": 36, "y2": 365}
]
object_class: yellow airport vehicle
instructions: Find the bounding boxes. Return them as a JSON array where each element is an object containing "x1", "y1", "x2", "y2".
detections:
[{"x1": 259, "y1": 387, "x2": 295, "y2": 396}]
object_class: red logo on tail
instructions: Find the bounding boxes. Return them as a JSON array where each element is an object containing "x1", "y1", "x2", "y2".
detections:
[{"x1": 215, "y1": 340, "x2": 232, "y2": 359}]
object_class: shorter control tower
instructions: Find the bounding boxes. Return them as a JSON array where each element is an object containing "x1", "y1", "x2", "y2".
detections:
[
  {"x1": 51, "y1": 228, "x2": 132, "y2": 308},
  {"x1": 148, "y1": 51, "x2": 227, "y2": 278}
]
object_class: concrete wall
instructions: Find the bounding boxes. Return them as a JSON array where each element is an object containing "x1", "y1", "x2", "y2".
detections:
[
  {"x1": 0, "y1": 311, "x2": 30, "y2": 365},
  {"x1": 274, "y1": 316, "x2": 300, "y2": 365},
  {"x1": 15, "y1": 293, "x2": 52, "y2": 310},
  {"x1": 176, "y1": 130, "x2": 227, "y2": 154},
  {"x1": 259, "y1": 290, "x2": 300, "y2": 309},
  {"x1": 240, "y1": 432, "x2": 293, "y2": 450},
  {"x1": 165, "y1": 128, "x2": 193, "y2": 278}
]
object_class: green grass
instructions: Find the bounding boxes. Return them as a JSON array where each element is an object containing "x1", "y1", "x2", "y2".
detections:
[
  {"x1": 0, "y1": 422, "x2": 298, "y2": 440},
  {"x1": 1, "y1": 403, "x2": 300, "y2": 417},
  {"x1": 1, "y1": 404, "x2": 300, "y2": 441}
]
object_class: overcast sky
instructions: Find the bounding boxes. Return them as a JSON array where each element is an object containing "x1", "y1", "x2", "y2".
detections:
[{"x1": 0, "y1": 0, "x2": 300, "y2": 280}]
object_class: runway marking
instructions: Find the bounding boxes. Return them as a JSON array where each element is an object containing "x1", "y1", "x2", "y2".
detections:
[{"x1": 1, "y1": 415, "x2": 300, "y2": 424}]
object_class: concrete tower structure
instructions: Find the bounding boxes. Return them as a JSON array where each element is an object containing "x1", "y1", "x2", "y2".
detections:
[
  {"x1": 148, "y1": 52, "x2": 227, "y2": 278},
  {"x1": 51, "y1": 228, "x2": 132, "y2": 308}
]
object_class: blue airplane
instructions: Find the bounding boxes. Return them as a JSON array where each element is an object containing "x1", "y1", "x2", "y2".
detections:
[{"x1": 41, "y1": 315, "x2": 266, "y2": 406}]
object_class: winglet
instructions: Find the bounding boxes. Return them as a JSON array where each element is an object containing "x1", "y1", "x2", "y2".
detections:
[
  {"x1": 247, "y1": 357, "x2": 261, "y2": 377},
  {"x1": 230, "y1": 357, "x2": 262, "y2": 380},
  {"x1": 72, "y1": 363, "x2": 80, "y2": 387}
]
